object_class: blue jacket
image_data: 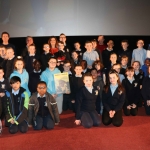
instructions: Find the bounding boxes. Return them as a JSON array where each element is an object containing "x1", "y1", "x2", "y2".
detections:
[
  {"x1": 10, "y1": 69, "x2": 31, "y2": 96},
  {"x1": 40, "y1": 68, "x2": 61, "y2": 95}
]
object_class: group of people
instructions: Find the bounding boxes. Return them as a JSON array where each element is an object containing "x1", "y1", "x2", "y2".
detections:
[{"x1": 0, "y1": 31, "x2": 150, "y2": 135}]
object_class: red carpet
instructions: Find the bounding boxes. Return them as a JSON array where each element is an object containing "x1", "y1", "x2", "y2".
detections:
[{"x1": 0, "y1": 107, "x2": 150, "y2": 150}]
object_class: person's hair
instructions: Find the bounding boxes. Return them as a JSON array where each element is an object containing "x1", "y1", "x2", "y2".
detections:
[
  {"x1": 74, "y1": 41, "x2": 80, "y2": 45},
  {"x1": 48, "y1": 36, "x2": 58, "y2": 48},
  {"x1": 121, "y1": 40, "x2": 129, "y2": 44},
  {"x1": 74, "y1": 64, "x2": 83, "y2": 69},
  {"x1": 112, "y1": 63, "x2": 121, "y2": 69},
  {"x1": 48, "y1": 56, "x2": 57, "y2": 62},
  {"x1": 63, "y1": 60, "x2": 71, "y2": 65},
  {"x1": 6, "y1": 47, "x2": 14, "y2": 51},
  {"x1": 137, "y1": 39, "x2": 144, "y2": 44},
  {"x1": 80, "y1": 60, "x2": 87, "y2": 69},
  {"x1": 13, "y1": 56, "x2": 25, "y2": 70},
  {"x1": 132, "y1": 61, "x2": 141, "y2": 68},
  {"x1": 125, "y1": 66, "x2": 134, "y2": 73},
  {"x1": 103, "y1": 69, "x2": 124, "y2": 93},
  {"x1": 71, "y1": 50, "x2": 78, "y2": 55},
  {"x1": 1, "y1": 31, "x2": 10, "y2": 37},
  {"x1": 83, "y1": 72, "x2": 92, "y2": 79},
  {"x1": 91, "y1": 39, "x2": 97, "y2": 43},
  {"x1": 43, "y1": 43, "x2": 49, "y2": 47},
  {"x1": 33, "y1": 59, "x2": 41, "y2": 66},
  {"x1": 121, "y1": 55, "x2": 128, "y2": 61},
  {"x1": 58, "y1": 41, "x2": 64, "y2": 45},
  {"x1": 37, "y1": 81, "x2": 47, "y2": 87},
  {"x1": 144, "y1": 58, "x2": 150, "y2": 63},
  {"x1": 0, "y1": 66, "x2": 4, "y2": 72},
  {"x1": 10, "y1": 76, "x2": 21, "y2": 84},
  {"x1": 0, "y1": 45, "x2": 6, "y2": 49},
  {"x1": 91, "y1": 68, "x2": 97, "y2": 73},
  {"x1": 92, "y1": 60, "x2": 104, "y2": 70},
  {"x1": 85, "y1": 41, "x2": 92, "y2": 45},
  {"x1": 26, "y1": 36, "x2": 33, "y2": 42},
  {"x1": 28, "y1": 43, "x2": 36, "y2": 48},
  {"x1": 59, "y1": 33, "x2": 66, "y2": 37},
  {"x1": 110, "y1": 52, "x2": 117, "y2": 58}
]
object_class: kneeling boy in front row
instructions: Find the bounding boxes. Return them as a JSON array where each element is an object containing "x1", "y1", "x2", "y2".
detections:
[{"x1": 28, "y1": 81, "x2": 60, "y2": 130}]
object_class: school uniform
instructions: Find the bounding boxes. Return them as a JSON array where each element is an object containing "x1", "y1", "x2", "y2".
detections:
[
  {"x1": 122, "y1": 77, "x2": 140, "y2": 116},
  {"x1": 70, "y1": 57, "x2": 82, "y2": 74},
  {"x1": 4, "y1": 87, "x2": 29, "y2": 134},
  {"x1": 102, "y1": 85, "x2": 125, "y2": 127},
  {"x1": 75, "y1": 49, "x2": 84, "y2": 59},
  {"x1": 76, "y1": 86, "x2": 101, "y2": 128},
  {"x1": 28, "y1": 92, "x2": 60, "y2": 130},
  {"x1": 120, "y1": 65, "x2": 128, "y2": 76},
  {"x1": 141, "y1": 76, "x2": 150, "y2": 115}
]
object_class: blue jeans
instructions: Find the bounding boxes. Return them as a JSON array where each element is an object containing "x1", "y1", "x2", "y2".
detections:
[{"x1": 34, "y1": 114, "x2": 54, "y2": 130}]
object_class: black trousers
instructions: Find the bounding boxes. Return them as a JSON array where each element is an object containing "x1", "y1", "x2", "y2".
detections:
[
  {"x1": 63, "y1": 94, "x2": 72, "y2": 111},
  {"x1": 80, "y1": 110, "x2": 101, "y2": 128},
  {"x1": 102, "y1": 109, "x2": 123, "y2": 127},
  {"x1": 144, "y1": 103, "x2": 150, "y2": 115},
  {"x1": 123, "y1": 106, "x2": 138, "y2": 116},
  {"x1": 9, "y1": 120, "x2": 28, "y2": 134}
]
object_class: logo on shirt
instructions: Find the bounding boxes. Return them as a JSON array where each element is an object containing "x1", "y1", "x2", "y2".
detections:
[
  {"x1": 1, "y1": 84, "x2": 5, "y2": 89},
  {"x1": 118, "y1": 91, "x2": 122, "y2": 95},
  {"x1": 134, "y1": 83, "x2": 138, "y2": 87},
  {"x1": 44, "y1": 102, "x2": 48, "y2": 107},
  {"x1": 95, "y1": 90, "x2": 98, "y2": 95}
]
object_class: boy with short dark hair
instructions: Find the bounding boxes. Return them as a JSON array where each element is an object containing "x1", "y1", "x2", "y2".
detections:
[
  {"x1": 0, "y1": 45, "x2": 7, "y2": 64},
  {"x1": 4, "y1": 76, "x2": 29, "y2": 134},
  {"x1": 28, "y1": 81, "x2": 60, "y2": 130},
  {"x1": 120, "y1": 55, "x2": 129, "y2": 76}
]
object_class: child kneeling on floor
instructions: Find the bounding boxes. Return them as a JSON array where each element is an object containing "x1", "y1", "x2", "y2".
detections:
[
  {"x1": 4, "y1": 76, "x2": 29, "y2": 134},
  {"x1": 75, "y1": 73, "x2": 101, "y2": 128},
  {"x1": 28, "y1": 81, "x2": 60, "y2": 130}
]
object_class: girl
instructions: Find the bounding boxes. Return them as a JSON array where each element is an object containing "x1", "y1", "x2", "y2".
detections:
[
  {"x1": 75, "y1": 73, "x2": 101, "y2": 128},
  {"x1": 48, "y1": 36, "x2": 58, "y2": 56},
  {"x1": 102, "y1": 69, "x2": 125, "y2": 127},
  {"x1": 122, "y1": 67, "x2": 140, "y2": 116},
  {"x1": 93, "y1": 60, "x2": 106, "y2": 85},
  {"x1": 10, "y1": 56, "x2": 31, "y2": 96},
  {"x1": 40, "y1": 57, "x2": 63, "y2": 114},
  {"x1": 141, "y1": 65, "x2": 150, "y2": 115},
  {"x1": 112, "y1": 63, "x2": 125, "y2": 83},
  {"x1": 29, "y1": 60, "x2": 42, "y2": 94}
]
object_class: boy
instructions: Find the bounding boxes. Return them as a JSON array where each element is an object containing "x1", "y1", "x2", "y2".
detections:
[
  {"x1": 24, "y1": 44, "x2": 39, "y2": 73},
  {"x1": 132, "y1": 40, "x2": 146, "y2": 67},
  {"x1": 71, "y1": 65, "x2": 84, "y2": 111},
  {"x1": 91, "y1": 39, "x2": 103, "y2": 62},
  {"x1": 62, "y1": 60, "x2": 72, "y2": 111},
  {"x1": 74, "y1": 42, "x2": 84, "y2": 58},
  {"x1": 91, "y1": 69, "x2": 104, "y2": 114},
  {"x1": 40, "y1": 43, "x2": 52, "y2": 71},
  {"x1": 83, "y1": 41, "x2": 99, "y2": 71},
  {"x1": 102, "y1": 40, "x2": 115, "y2": 68},
  {"x1": 118, "y1": 40, "x2": 132, "y2": 65},
  {"x1": 4, "y1": 76, "x2": 29, "y2": 134},
  {"x1": 40, "y1": 57, "x2": 63, "y2": 114},
  {"x1": 120, "y1": 55, "x2": 129, "y2": 76},
  {"x1": 28, "y1": 81, "x2": 60, "y2": 130},
  {"x1": 0, "y1": 45, "x2": 7, "y2": 64},
  {"x1": 1, "y1": 47, "x2": 16, "y2": 79},
  {"x1": 141, "y1": 58, "x2": 150, "y2": 77}
]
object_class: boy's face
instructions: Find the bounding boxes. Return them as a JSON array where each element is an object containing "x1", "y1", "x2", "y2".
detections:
[
  {"x1": 34, "y1": 61, "x2": 41, "y2": 71},
  {"x1": 110, "y1": 54, "x2": 117, "y2": 62},
  {"x1": 15, "y1": 60, "x2": 24, "y2": 70},
  {"x1": 74, "y1": 43, "x2": 80, "y2": 50},
  {"x1": 107, "y1": 40, "x2": 114, "y2": 47},
  {"x1": 43, "y1": 44, "x2": 50, "y2": 52},
  {"x1": 83, "y1": 76, "x2": 93, "y2": 87},
  {"x1": 121, "y1": 42, "x2": 128, "y2": 50},
  {"x1": 28, "y1": 46, "x2": 36, "y2": 54},
  {"x1": 48, "y1": 58, "x2": 57, "y2": 69},
  {"x1": 95, "y1": 64, "x2": 101, "y2": 70},
  {"x1": 59, "y1": 35, "x2": 66, "y2": 43},
  {"x1": 145, "y1": 60, "x2": 150, "y2": 66},
  {"x1": 63, "y1": 63, "x2": 71, "y2": 72},
  {"x1": 92, "y1": 42, "x2": 97, "y2": 49},
  {"x1": 74, "y1": 66, "x2": 83, "y2": 75},
  {"x1": 2, "y1": 34, "x2": 9, "y2": 42},
  {"x1": 85, "y1": 43, "x2": 92, "y2": 51},
  {"x1": 0, "y1": 47, "x2": 6, "y2": 56},
  {"x1": 37, "y1": 83, "x2": 47, "y2": 96},
  {"x1": 132, "y1": 62, "x2": 140, "y2": 70},
  {"x1": 58, "y1": 43, "x2": 64, "y2": 50},
  {"x1": 0, "y1": 70, "x2": 4, "y2": 79},
  {"x1": 6, "y1": 49, "x2": 14, "y2": 58},
  {"x1": 137, "y1": 40, "x2": 144, "y2": 48},
  {"x1": 11, "y1": 81, "x2": 21, "y2": 91},
  {"x1": 126, "y1": 71, "x2": 134, "y2": 77},
  {"x1": 72, "y1": 52, "x2": 78, "y2": 60},
  {"x1": 91, "y1": 70, "x2": 98, "y2": 79},
  {"x1": 121, "y1": 58, "x2": 128, "y2": 66},
  {"x1": 113, "y1": 65, "x2": 121, "y2": 73}
]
